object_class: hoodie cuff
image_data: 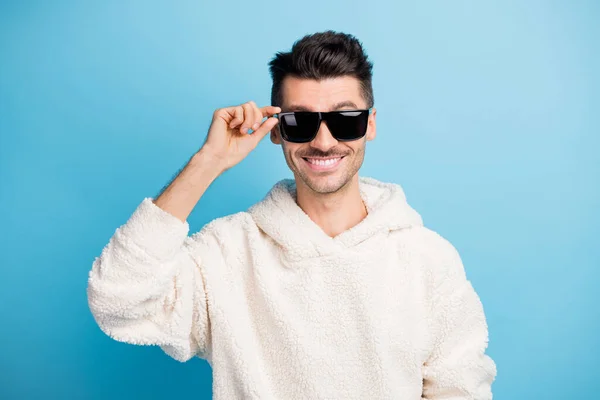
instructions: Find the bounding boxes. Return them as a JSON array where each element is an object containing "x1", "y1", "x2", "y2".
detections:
[{"x1": 117, "y1": 198, "x2": 190, "y2": 260}]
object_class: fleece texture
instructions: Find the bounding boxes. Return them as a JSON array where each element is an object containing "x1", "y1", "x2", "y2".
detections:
[{"x1": 87, "y1": 176, "x2": 497, "y2": 399}]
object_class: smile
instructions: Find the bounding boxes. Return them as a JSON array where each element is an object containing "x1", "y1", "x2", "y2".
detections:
[{"x1": 302, "y1": 156, "x2": 345, "y2": 171}]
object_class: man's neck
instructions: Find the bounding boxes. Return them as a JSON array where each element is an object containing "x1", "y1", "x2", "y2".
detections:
[{"x1": 295, "y1": 175, "x2": 367, "y2": 238}]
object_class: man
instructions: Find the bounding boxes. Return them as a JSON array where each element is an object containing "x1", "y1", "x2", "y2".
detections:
[{"x1": 87, "y1": 30, "x2": 496, "y2": 399}]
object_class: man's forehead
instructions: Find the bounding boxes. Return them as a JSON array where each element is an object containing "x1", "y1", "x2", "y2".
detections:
[
  {"x1": 285, "y1": 100, "x2": 360, "y2": 112},
  {"x1": 280, "y1": 76, "x2": 364, "y2": 111}
]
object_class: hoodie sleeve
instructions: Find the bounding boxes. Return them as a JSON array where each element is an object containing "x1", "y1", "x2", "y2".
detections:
[
  {"x1": 421, "y1": 233, "x2": 497, "y2": 399},
  {"x1": 86, "y1": 198, "x2": 211, "y2": 362}
]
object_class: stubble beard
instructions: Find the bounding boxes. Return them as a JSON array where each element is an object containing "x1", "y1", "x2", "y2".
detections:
[{"x1": 284, "y1": 145, "x2": 366, "y2": 195}]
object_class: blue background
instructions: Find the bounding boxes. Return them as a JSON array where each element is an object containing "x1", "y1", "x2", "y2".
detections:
[{"x1": 1, "y1": 1, "x2": 598, "y2": 399}]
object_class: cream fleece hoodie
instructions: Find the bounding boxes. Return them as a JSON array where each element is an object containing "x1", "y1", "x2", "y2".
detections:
[{"x1": 87, "y1": 176, "x2": 496, "y2": 399}]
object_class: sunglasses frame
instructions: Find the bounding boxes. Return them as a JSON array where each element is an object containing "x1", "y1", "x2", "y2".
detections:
[{"x1": 273, "y1": 108, "x2": 373, "y2": 143}]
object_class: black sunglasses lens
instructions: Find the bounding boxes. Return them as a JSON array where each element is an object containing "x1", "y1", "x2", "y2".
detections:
[
  {"x1": 326, "y1": 110, "x2": 369, "y2": 141},
  {"x1": 280, "y1": 112, "x2": 320, "y2": 143}
]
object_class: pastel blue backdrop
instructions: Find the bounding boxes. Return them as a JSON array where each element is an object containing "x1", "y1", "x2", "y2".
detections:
[{"x1": 1, "y1": 1, "x2": 598, "y2": 399}]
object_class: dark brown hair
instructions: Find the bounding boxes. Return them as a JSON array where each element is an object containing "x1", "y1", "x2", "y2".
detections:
[{"x1": 268, "y1": 30, "x2": 374, "y2": 108}]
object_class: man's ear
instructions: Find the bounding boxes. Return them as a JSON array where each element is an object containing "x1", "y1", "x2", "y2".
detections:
[
  {"x1": 366, "y1": 107, "x2": 377, "y2": 141},
  {"x1": 271, "y1": 124, "x2": 282, "y2": 145}
]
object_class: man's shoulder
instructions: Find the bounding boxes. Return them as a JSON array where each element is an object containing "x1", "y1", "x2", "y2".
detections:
[
  {"x1": 188, "y1": 210, "x2": 258, "y2": 246},
  {"x1": 396, "y1": 224, "x2": 458, "y2": 255},
  {"x1": 195, "y1": 210, "x2": 255, "y2": 233},
  {"x1": 396, "y1": 225, "x2": 467, "y2": 280}
]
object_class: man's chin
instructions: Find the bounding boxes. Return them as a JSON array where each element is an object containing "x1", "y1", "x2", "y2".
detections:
[
  {"x1": 298, "y1": 172, "x2": 348, "y2": 195},
  {"x1": 289, "y1": 156, "x2": 355, "y2": 194}
]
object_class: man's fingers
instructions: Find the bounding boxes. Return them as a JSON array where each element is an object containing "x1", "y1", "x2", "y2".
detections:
[
  {"x1": 229, "y1": 106, "x2": 244, "y2": 129},
  {"x1": 261, "y1": 106, "x2": 282, "y2": 118},
  {"x1": 240, "y1": 103, "x2": 256, "y2": 133},
  {"x1": 220, "y1": 103, "x2": 280, "y2": 132},
  {"x1": 250, "y1": 101, "x2": 263, "y2": 131},
  {"x1": 250, "y1": 117, "x2": 278, "y2": 142}
]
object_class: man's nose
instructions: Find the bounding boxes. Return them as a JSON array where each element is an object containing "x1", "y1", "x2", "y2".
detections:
[{"x1": 309, "y1": 121, "x2": 338, "y2": 151}]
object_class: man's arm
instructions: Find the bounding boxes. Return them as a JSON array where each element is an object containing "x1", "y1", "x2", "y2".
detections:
[
  {"x1": 153, "y1": 148, "x2": 225, "y2": 222},
  {"x1": 86, "y1": 102, "x2": 280, "y2": 360},
  {"x1": 422, "y1": 232, "x2": 497, "y2": 399},
  {"x1": 87, "y1": 148, "x2": 224, "y2": 361},
  {"x1": 87, "y1": 196, "x2": 213, "y2": 361},
  {"x1": 155, "y1": 100, "x2": 281, "y2": 222}
]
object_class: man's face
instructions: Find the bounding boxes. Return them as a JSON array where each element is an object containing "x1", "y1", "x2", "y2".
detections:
[{"x1": 271, "y1": 76, "x2": 377, "y2": 195}]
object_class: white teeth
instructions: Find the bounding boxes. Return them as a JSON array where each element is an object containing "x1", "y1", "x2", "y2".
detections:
[{"x1": 306, "y1": 158, "x2": 341, "y2": 166}]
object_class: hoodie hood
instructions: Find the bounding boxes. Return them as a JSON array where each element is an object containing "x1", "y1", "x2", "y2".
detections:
[{"x1": 248, "y1": 176, "x2": 423, "y2": 263}]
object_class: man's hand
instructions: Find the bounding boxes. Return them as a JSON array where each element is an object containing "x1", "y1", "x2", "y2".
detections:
[
  {"x1": 202, "y1": 101, "x2": 281, "y2": 173},
  {"x1": 153, "y1": 101, "x2": 280, "y2": 222}
]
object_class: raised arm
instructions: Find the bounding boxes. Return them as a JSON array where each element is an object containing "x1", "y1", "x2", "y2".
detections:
[{"x1": 86, "y1": 102, "x2": 280, "y2": 361}]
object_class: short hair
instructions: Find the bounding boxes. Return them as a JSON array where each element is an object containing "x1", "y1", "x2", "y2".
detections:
[{"x1": 268, "y1": 30, "x2": 374, "y2": 108}]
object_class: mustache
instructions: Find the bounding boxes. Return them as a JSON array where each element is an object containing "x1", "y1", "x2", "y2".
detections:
[{"x1": 298, "y1": 150, "x2": 349, "y2": 158}]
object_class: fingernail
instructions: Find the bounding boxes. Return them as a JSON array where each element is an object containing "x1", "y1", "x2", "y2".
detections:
[{"x1": 252, "y1": 123, "x2": 260, "y2": 130}]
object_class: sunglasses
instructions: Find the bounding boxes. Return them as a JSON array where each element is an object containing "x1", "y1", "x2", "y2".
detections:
[{"x1": 273, "y1": 108, "x2": 373, "y2": 143}]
